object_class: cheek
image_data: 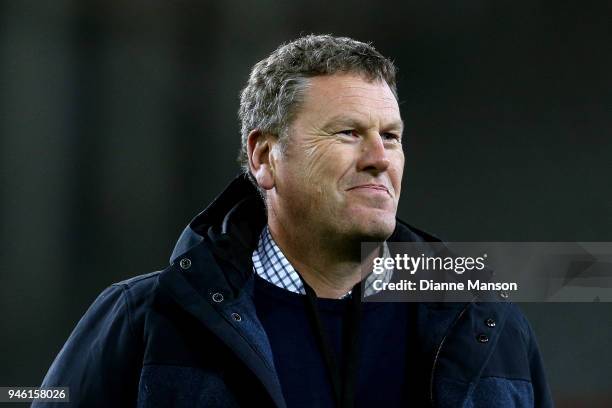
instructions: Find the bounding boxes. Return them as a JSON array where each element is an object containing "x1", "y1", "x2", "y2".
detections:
[
  {"x1": 390, "y1": 152, "x2": 405, "y2": 196},
  {"x1": 276, "y1": 148, "x2": 329, "y2": 202},
  {"x1": 302, "y1": 141, "x2": 351, "y2": 183}
]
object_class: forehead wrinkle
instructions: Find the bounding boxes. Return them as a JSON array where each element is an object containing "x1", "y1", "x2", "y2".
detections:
[
  {"x1": 313, "y1": 92, "x2": 397, "y2": 107},
  {"x1": 305, "y1": 81, "x2": 397, "y2": 107},
  {"x1": 312, "y1": 97, "x2": 400, "y2": 127},
  {"x1": 318, "y1": 101, "x2": 403, "y2": 130}
]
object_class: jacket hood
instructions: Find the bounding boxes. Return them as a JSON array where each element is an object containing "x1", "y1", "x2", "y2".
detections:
[{"x1": 170, "y1": 174, "x2": 265, "y2": 264}]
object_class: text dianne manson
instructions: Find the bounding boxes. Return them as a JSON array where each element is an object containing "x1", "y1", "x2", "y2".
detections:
[{"x1": 374, "y1": 280, "x2": 518, "y2": 291}]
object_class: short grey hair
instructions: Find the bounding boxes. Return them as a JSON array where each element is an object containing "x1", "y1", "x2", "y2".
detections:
[{"x1": 237, "y1": 34, "x2": 398, "y2": 188}]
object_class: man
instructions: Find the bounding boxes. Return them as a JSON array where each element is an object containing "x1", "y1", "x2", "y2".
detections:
[{"x1": 37, "y1": 35, "x2": 552, "y2": 407}]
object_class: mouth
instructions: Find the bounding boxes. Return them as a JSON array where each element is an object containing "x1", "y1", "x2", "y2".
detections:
[{"x1": 346, "y1": 184, "x2": 390, "y2": 195}]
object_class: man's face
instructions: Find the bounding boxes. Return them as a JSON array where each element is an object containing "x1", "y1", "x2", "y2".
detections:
[{"x1": 268, "y1": 73, "x2": 404, "y2": 242}]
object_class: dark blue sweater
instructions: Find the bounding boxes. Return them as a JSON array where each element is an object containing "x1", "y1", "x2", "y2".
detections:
[{"x1": 253, "y1": 274, "x2": 426, "y2": 408}]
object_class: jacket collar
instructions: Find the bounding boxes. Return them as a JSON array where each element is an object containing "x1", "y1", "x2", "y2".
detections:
[{"x1": 170, "y1": 173, "x2": 264, "y2": 265}]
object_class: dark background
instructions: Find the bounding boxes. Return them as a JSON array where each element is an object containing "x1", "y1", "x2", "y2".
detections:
[{"x1": 1, "y1": 1, "x2": 611, "y2": 406}]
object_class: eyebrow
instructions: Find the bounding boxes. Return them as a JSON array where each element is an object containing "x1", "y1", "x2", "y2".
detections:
[{"x1": 322, "y1": 114, "x2": 404, "y2": 133}]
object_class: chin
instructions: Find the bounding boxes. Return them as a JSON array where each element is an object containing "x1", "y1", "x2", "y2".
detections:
[
  {"x1": 344, "y1": 206, "x2": 396, "y2": 238},
  {"x1": 351, "y1": 217, "x2": 396, "y2": 242}
]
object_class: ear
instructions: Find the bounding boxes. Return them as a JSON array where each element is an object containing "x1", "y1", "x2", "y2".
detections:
[{"x1": 247, "y1": 129, "x2": 276, "y2": 191}]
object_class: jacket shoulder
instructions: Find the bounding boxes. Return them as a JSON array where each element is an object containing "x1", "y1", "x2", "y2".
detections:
[
  {"x1": 113, "y1": 269, "x2": 163, "y2": 292},
  {"x1": 110, "y1": 269, "x2": 166, "y2": 335},
  {"x1": 35, "y1": 270, "x2": 166, "y2": 407},
  {"x1": 112, "y1": 270, "x2": 164, "y2": 304}
]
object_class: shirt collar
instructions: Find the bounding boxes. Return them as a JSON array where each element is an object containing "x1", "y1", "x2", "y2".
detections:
[{"x1": 252, "y1": 225, "x2": 393, "y2": 299}]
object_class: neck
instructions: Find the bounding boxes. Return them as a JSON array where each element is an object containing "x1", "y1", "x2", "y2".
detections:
[{"x1": 267, "y1": 217, "x2": 379, "y2": 299}]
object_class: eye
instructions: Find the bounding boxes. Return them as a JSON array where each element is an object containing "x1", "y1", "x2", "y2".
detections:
[
  {"x1": 337, "y1": 129, "x2": 358, "y2": 137},
  {"x1": 382, "y1": 132, "x2": 401, "y2": 142}
]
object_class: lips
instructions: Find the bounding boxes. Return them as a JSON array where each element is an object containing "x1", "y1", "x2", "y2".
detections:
[{"x1": 346, "y1": 184, "x2": 390, "y2": 193}]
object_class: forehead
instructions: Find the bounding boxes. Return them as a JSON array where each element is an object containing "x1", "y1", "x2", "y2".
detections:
[{"x1": 297, "y1": 73, "x2": 401, "y2": 126}]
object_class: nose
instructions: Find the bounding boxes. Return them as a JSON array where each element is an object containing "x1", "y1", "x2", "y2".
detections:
[{"x1": 356, "y1": 133, "x2": 390, "y2": 173}]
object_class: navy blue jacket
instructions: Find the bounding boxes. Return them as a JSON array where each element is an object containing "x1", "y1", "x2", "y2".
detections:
[{"x1": 36, "y1": 175, "x2": 553, "y2": 407}]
